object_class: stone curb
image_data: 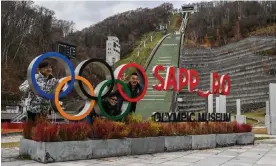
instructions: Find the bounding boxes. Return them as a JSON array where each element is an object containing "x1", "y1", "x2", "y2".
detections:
[
  {"x1": 19, "y1": 132, "x2": 254, "y2": 163},
  {"x1": 1, "y1": 132, "x2": 22, "y2": 137},
  {"x1": 255, "y1": 139, "x2": 276, "y2": 144}
]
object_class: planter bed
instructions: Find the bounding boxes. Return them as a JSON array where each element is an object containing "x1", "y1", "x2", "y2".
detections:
[{"x1": 19, "y1": 132, "x2": 254, "y2": 163}]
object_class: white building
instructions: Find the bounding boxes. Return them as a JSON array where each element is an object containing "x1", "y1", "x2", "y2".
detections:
[{"x1": 106, "y1": 36, "x2": 120, "y2": 66}]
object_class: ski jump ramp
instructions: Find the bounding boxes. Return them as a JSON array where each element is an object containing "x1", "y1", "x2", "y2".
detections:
[{"x1": 136, "y1": 34, "x2": 182, "y2": 118}]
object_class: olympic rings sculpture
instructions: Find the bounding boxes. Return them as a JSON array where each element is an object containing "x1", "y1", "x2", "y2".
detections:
[{"x1": 27, "y1": 52, "x2": 149, "y2": 121}]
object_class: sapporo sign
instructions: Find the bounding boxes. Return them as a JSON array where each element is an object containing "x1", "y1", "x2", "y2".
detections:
[{"x1": 27, "y1": 52, "x2": 231, "y2": 121}]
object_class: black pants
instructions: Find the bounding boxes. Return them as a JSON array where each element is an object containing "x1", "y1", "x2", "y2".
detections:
[
  {"x1": 27, "y1": 111, "x2": 47, "y2": 122},
  {"x1": 27, "y1": 111, "x2": 37, "y2": 122},
  {"x1": 130, "y1": 102, "x2": 137, "y2": 113}
]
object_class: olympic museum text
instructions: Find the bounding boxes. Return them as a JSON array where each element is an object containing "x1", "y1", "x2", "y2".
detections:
[{"x1": 152, "y1": 112, "x2": 231, "y2": 122}]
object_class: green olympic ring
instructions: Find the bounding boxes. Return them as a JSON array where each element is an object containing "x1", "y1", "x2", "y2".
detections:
[{"x1": 97, "y1": 79, "x2": 131, "y2": 121}]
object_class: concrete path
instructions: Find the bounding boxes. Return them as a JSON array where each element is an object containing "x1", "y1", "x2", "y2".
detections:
[
  {"x1": 255, "y1": 134, "x2": 276, "y2": 138},
  {"x1": 2, "y1": 142, "x2": 276, "y2": 166},
  {"x1": 1, "y1": 135, "x2": 22, "y2": 143},
  {"x1": 256, "y1": 139, "x2": 276, "y2": 144},
  {"x1": 136, "y1": 34, "x2": 181, "y2": 118}
]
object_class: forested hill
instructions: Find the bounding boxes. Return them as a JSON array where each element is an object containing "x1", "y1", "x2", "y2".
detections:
[
  {"x1": 1, "y1": 1, "x2": 276, "y2": 105},
  {"x1": 185, "y1": 1, "x2": 276, "y2": 47},
  {"x1": 1, "y1": 1, "x2": 173, "y2": 104}
]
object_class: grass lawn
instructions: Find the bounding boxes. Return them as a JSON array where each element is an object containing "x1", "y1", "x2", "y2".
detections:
[
  {"x1": 250, "y1": 24, "x2": 276, "y2": 36},
  {"x1": 113, "y1": 31, "x2": 163, "y2": 78},
  {"x1": 1, "y1": 142, "x2": 20, "y2": 148},
  {"x1": 114, "y1": 32, "x2": 162, "y2": 68},
  {"x1": 167, "y1": 14, "x2": 180, "y2": 33},
  {"x1": 246, "y1": 118, "x2": 258, "y2": 125},
  {"x1": 232, "y1": 108, "x2": 265, "y2": 126},
  {"x1": 254, "y1": 137, "x2": 272, "y2": 141}
]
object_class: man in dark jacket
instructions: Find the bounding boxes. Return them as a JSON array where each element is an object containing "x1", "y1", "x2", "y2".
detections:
[
  {"x1": 125, "y1": 72, "x2": 144, "y2": 113},
  {"x1": 114, "y1": 72, "x2": 144, "y2": 114},
  {"x1": 102, "y1": 92, "x2": 121, "y2": 116},
  {"x1": 85, "y1": 92, "x2": 120, "y2": 124}
]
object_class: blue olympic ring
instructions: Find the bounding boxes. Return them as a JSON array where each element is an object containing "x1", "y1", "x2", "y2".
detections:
[{"x1": 31, "y1": 52, "x2": 75, "y2": 99}]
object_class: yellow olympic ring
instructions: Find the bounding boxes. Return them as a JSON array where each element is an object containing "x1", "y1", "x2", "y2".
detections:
[{"x1": 54, "y1": 76, "x2": 95, "y2": 121}]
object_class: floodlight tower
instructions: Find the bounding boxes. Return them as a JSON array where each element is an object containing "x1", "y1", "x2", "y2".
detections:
[{"x1": 179, "y1": 5, "x2": 195, "y2": 34}]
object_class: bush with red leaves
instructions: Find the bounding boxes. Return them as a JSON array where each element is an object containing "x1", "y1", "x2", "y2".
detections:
[
  {"x1": 92, "y1": 118, "x2": 130, "y2": 139},
  {"x1": 208, "y1": 122, "x2": 228, "y2": 134},
  {"x1": 31, "y1": 123, "x2": 59, "y2": 142},
  {"x1": 58, "y1": 122, "x2": 91, "y2": 141},
  {"x1": 27, "y1": 115, "x2": 252, "y2": 142},
  {"x1": 159, "y1": 123, "x2": 177, "y2": 136},
  {"x1": 237, "y1": 123, "x2": 252, "y2": 133},
  {"x1": 128, "y1": 121, "x2": 160, "y2": 138},
  {"x1": 22, "y1": 121, "x2": 34, "y2": 139},
  {"x1": 30, "y1": 121, "x2": 91, "y2": 142},
  {"x1": 159, "y1": 121, "x2": 252, "y2": 136}
]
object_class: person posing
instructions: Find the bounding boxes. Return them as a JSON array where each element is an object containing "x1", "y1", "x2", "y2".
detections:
[
  {"x1": 102, "y1": 92, "x2": 121, "y2": 116},
  {"x1": 118, "y1": 72, "x2": 144, "y2": 113},
  {"x1": 128, "y1": 72, "x2": 144, "y2": 113},
  {"x1": 19, "y1": 61, "x2": 58, "y2": 122}
]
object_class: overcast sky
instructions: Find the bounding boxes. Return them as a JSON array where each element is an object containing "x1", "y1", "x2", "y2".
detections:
[{"x1": 34, "y1": 1, "x2": 199, "y2": 31}]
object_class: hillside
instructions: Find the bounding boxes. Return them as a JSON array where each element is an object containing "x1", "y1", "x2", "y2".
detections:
[
  {"x1": 114, "y1": 13, "x2": 181, "y2": 69},
  {"x1": 184, "y1": 1, "x2": 276, "y2": 47},
  {"x1": 1, "y1": 1, "x2": 173, "y2": 105},
  {"x1": 114, "y1": 32, "x2": 162, "y2": 68},
  {"x1": 2, "y1": 1, "x2": 276, "y2": 106}
]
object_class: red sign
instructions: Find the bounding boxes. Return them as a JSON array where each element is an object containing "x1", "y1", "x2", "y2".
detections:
[{"x1": 152, "y1": 65, "x2": 231, "y2": 97}]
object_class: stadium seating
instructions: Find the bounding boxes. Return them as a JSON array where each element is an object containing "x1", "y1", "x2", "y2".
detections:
[{"x1": 178, "y1": 36, "x2": 276, "y2": 113}]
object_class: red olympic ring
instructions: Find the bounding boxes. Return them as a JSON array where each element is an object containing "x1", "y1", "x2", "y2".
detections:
[{"x1": 117, "y1": 63, "x2": 148, "y2": 103}]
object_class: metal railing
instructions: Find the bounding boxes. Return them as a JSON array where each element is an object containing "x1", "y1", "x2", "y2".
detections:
[
  {"x1": 12, "y1": 112, "x2": 26, "y2": 122},
  {"x1": 169, "y1": 33, "x2": 184, "y2": 112},
  {"x1": 11, "y1": 111, "x2": 23, "y2": 121}
]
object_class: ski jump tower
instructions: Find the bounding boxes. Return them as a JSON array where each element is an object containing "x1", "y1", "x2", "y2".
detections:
[
  {"x1": 179, "y1": 5, "x2": 194, "y2": 34},
  {"x1": 171, "y1": 6, "x2": 195, "y2": 113}
]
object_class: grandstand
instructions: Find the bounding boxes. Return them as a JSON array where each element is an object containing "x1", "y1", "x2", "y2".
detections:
[{"x1": 178, "y1": 36, "x2": 276, "y2": 113}]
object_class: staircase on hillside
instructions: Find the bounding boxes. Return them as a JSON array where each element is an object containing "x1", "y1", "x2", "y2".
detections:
[{"x1": 177, "y1": 37, "x2": 276, "y2": 113}]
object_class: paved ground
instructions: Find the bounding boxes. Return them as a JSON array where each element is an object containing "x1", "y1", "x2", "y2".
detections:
[
  {"x1": 136, "y1": 34, "x2": 181, "y2": 118},
  {"x1": 255, "y1": 134, "x2": 276, "y2": 138},
  {"x1": 1, "y1": 135, "x2": 22, "y2": 143},
  {"x1": 2, "y1": 135, "x2": 276, "y2": 166},
  {"x1": 2, "y1": 143, "x2": 276, "y2": 166}
]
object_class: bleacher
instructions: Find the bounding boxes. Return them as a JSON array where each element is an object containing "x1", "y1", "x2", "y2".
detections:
[{"x1": 177, "y1": 36, "x2": 276, "y2": 113}]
